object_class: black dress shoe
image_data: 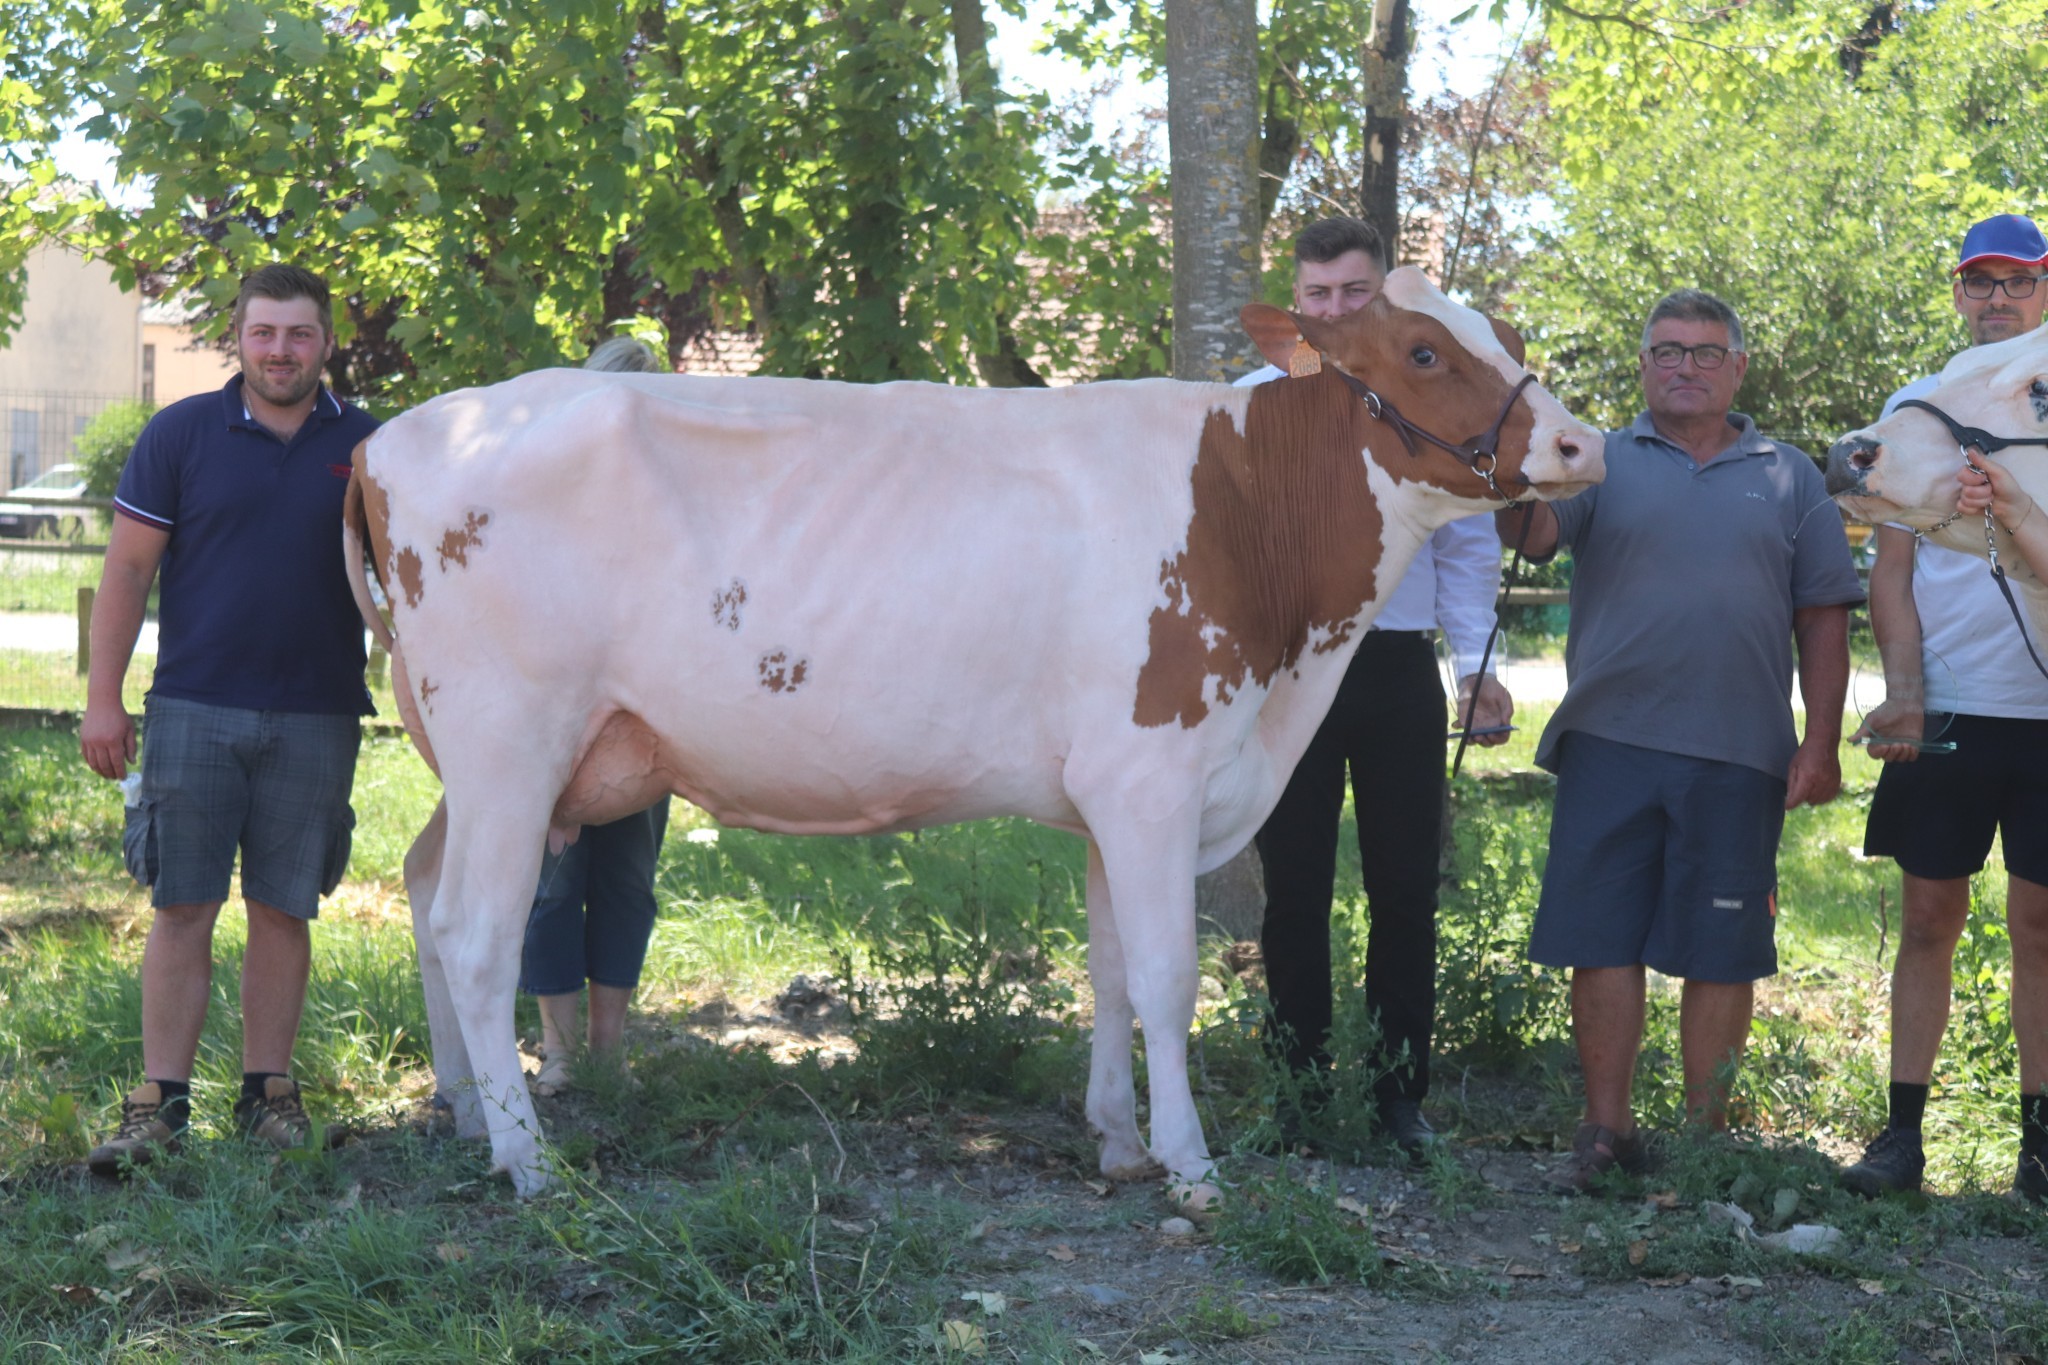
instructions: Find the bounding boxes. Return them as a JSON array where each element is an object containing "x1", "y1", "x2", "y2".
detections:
[{"x1": 1377, "y1": 1097, "x2": 1441, "y2": 1160}]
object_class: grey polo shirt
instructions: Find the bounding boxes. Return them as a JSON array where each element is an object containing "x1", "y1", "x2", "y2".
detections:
[{"x1": 1533, "y1": 411, "x2": 1865, "y2": 780}]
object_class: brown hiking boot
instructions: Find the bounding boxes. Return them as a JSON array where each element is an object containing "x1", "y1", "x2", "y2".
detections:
[
  {"x1": 87, "y1": 1082, "x2": 188, "y2": 1177},
  {"x1": 233, "y1": 1076, "x2": 316, "y2": 1151}
]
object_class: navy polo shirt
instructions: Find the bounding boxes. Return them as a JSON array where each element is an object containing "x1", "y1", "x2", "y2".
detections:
[
  {"x1": 115, "y1": 375, "x2": 380, "y2": 715},
  {"x1": 1532, "y1": 412, "x2": 1864, "y2": 779}
]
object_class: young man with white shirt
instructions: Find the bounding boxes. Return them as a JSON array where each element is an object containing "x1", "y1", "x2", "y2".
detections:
[
  {"x1": 1238, "y1": 216, "x2": 1513, "y2": 1157},
  {"x1": 1843, "y1": 213, "x2": 2048, "y2": 1202}
]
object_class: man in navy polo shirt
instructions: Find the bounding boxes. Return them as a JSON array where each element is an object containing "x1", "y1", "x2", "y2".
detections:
[
  {"x1": 1501, "y1": 289, "x2": 1862, "y2": 1191},
  {"x1": 79, "y1": 264, "x2": 379, "y2": 1175}
]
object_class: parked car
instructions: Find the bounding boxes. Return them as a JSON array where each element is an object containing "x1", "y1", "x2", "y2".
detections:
[{"x1": 0, "y1": 464, "x2": 90, "y2": 540}]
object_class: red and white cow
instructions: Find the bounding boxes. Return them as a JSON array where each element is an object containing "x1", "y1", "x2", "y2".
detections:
[
  {"x1": 346, "y1": 267, "x2": 1603, "y2": 1202},
  {"x1": 1826, "y1": 327, "x2": 2048, "y2": 643}
]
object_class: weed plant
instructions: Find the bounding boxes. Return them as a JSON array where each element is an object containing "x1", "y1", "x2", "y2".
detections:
[{"x1": 1211, "y1": 1158, "x2": 1383, "y2": 1286}]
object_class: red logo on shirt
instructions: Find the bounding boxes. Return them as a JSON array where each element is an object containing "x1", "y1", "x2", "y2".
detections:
[{"x1": 328, "y1": 464, "x2": 353, "y2": 479}]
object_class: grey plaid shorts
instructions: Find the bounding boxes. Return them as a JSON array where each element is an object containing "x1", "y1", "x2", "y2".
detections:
[{"x1": 123, "y1": 696, "x2": 361, "y2": 919}]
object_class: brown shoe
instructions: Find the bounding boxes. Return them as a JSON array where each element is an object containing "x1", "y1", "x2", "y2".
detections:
[
  {"x1": 234, "y1": 1077, "x2": 316, "y2": 1151},
  {"x1": 1548, "y1": 1121, "x2": 1650, "y2": 1194},
  {"x1": 87, "y1": 1082, "x2": 188, "y2": 1177}
]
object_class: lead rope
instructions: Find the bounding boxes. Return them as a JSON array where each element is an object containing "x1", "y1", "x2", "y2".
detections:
[
  {"x1": 1451, "y1": 502, "x2": 1534, "y2": 783},
  {"x1": 1978, "y1": 498, "x2": 2048, "y2": 682},
  {"x1": 1917, "y1": 450, "x2": 2048, "y2": 683}
]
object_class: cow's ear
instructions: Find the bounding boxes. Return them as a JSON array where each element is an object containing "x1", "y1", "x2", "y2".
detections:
[
  {"x1": 1241, "y1": 303, "x2": 1307, "y2": 370},
  {"x1": 1489, "y1": 316, "x2": 1527, "y2": 367}
]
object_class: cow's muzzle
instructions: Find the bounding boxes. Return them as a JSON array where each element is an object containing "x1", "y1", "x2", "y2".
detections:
[{"x1": 1824, "y1": 435, "x2": 1881, "y2": 496}]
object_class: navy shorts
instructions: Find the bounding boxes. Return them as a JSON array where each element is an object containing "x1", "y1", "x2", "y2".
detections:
[
  {"x1": 1530, "y1": 732, "x2": 1786, "y2": 983},
  {"x1": 124, "y1": 696, "x2": 361, "y2": 919},
  {"x1": 520, "y1": 798, "x2": 672, "y2": 996},
  {"x1": 1863, "y1": 713, "x2": 2048, "y2": 886}
]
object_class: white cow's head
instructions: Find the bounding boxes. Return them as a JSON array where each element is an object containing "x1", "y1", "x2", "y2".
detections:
[
  {"x1": 1243, "y1": 266, "x2": 1605, "y2": 505},
  {"x1": 1827, "y1": 327, "x2": 2048, "y2": 570}
]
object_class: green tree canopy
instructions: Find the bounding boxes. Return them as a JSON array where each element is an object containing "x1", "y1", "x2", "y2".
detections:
[
  {"x1": 0, "y1": 0, "x2": 1180, "y2": 400},
  {"x1": 1518, "y1": 0, "x2": 2048, "y2": 443}
]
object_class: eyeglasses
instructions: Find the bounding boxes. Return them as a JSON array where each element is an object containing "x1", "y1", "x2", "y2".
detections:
[
  {"x1": 1644, "y1": 342, "x2": 1735, "y2": 369},
  {"x1": 1958, "y1": 274, "x2": 2048, "y2": 300}
]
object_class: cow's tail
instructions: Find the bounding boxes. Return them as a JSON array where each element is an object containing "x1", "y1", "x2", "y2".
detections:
[
  {"x1": 342, "y1": 444, "x2": 395, "y2": 655},
  {"x1": 346, "y1": 439, "x2": 441, "y2": 778}
]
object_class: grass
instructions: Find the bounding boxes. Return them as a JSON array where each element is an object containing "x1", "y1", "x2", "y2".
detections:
[
  {"x1": 0, "y1": 689, "x2": 2042, "y2": 1360},
  {"x1": 0, "y1": 547, "x2": 114, "y2": 615}
]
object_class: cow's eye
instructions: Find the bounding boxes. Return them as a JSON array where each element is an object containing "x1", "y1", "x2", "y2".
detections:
[{"x1": 1409, "y1": 345, "x2": 1437, "y2": 367}]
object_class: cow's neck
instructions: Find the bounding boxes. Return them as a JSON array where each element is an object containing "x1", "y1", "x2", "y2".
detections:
[{"x1": 1133, "y1": 370, "x2": 1436, "y2": 729}]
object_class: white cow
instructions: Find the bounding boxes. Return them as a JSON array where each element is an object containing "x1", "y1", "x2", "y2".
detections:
[
  {"x1": 1827, "y1": 326, "x2": 2048, "y2": 645},
  {"x1": 346, "y1": 268, "x2": 1604, "y2": 1202}
]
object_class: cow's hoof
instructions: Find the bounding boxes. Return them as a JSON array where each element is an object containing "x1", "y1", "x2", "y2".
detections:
[
  {"x1": 1100, "y1": 1151, "x2": 1166, "y2": 1183},
  {"x1": 452, "y1": 1109, "x2": 489, "y2": 1142},
  {"x1": 504, "y1": 1160, "x2": 555, "y2": 1199},
  {"x1": 1168, "y1": 1179, "x2": 1224, "y2": 1225}
]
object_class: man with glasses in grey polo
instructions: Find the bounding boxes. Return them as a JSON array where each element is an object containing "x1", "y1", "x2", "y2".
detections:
[
  {"x1": 1843, "y1": 214, "x2": 2048, "y2": 1202},
  {"x1": 1500, "y1": 289, "x2": 1862, "y2": 1192}
]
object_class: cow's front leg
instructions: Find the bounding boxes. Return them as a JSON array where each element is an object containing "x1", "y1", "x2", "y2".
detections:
[
  {"x1": 1082, "y1": 839, "x2": 1159, "y2": 1181},
  {"x1": 433, "y1": 799, "x2": 554, "y2": 1196},
  {"x1": 403, "y1": 798, "x2": 482, "y2": 1138},
  {"x1": 1089, "y1": 816, "x2": 1218, "y2": 1216}
]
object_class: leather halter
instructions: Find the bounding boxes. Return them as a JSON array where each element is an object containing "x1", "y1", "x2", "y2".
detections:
[
  {"x1": 1330, "y1": 367, "x2": 1541, "y2": 507},
  {"x1": 1889, "y1": 396, "x2": 2048, "y2": 679}
]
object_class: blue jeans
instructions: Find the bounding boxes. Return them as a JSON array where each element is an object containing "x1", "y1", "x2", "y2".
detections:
[{"x1": 518, "y1": 799, "x2": 671, "y2": 995}]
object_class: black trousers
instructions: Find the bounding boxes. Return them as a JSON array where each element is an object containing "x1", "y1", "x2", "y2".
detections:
[{"x1": 1254, "y1": 630, "x2": 1446, "y2": 1101}]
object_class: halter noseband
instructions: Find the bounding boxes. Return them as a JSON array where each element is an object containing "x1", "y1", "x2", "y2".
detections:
[{"x1": 1330, "y1": 367, "x2": 1541, "y2": 508}]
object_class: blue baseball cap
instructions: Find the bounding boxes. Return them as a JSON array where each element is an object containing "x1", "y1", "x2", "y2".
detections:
[{"x1": 1955, "y1": 214, "x2": 2048, "y2": 274}]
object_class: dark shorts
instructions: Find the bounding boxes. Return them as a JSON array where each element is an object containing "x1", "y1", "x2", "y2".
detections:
[
  {"x1": 124, "y1": 696, "x2": 361, "y2": 919},
  {"x1": 1531, "y1": 732, "x2": 1787, "y2": 982},
  {"x1": 520, "y1": 798, "x2": 672, "y2": 996},
  {"x1": 1863, "y1": 712, "x2": 2048, "y2": 886}
]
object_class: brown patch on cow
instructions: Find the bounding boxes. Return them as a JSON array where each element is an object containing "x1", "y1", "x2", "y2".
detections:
[
  {"x1": 758, "y1": 649, "x2": 809, "y2": 693},
  {"x1": 349, "y1": 445, "x2": 426, "y2": 610},
  {"x1": 395, "y1": 546, "x2": 425, "y2": 608},
  {"x1": 1133, "y1": 374, "x2": 1385, "y2": 728},
  {"x1": 436, "y1": 509, "x2": 491, "y2": 572},
  {"x1": 712, "y1": 579, "x2": 748, "y2": 632},
  {"x1": 419, "y1": 676, "x2": 438, "y2": 714}
]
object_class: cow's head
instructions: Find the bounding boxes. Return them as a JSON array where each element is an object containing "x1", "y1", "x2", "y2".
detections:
[
  {"x1": 1826, "y1": 328, "x2": 2048, "y2": 547},
  {"x1": 1241, "y1": 266, "x2": 1603, "y2": 505}
]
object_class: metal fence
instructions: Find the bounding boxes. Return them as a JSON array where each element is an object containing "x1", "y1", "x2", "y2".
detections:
[{"x1": 0, "y1": 391, "x2": 131, "y2": 489}]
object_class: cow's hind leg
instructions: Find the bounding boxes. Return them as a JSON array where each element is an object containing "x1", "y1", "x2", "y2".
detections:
[
  {"x1": 433, "y1": 793, "x2": 555, "y2": 1196},
  {"x1": 1083, "y1": 839, "x2": 1160, "y2": 1181},
  {"x1": 403, "y1": 798, "x2": 484, "y2": 1138}
]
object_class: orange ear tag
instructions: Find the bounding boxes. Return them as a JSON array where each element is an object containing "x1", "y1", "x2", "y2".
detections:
[{"x1": 1288, "y1": 340, "x2": 1323, "y2": 378}]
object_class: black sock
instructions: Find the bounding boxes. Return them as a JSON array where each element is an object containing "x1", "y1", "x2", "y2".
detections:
[
  {"x1": 2023, "y1": 1093, "x2": 2048, "y2": 1153},
  {"x1": 241, "y1": 1072, "x2": 286, "y2": 1103},
  {"x1": 1887, "y1": 1081, "x2": 1929, "y2": 1133},
  {"x1": 147, "y1": 1078, "x2": 191, "y2": 1125}
]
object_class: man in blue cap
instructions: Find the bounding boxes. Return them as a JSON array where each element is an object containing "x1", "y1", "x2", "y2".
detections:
[{"x1": 1844, "y1": 212, "x2": 2048, "y2": 1201}]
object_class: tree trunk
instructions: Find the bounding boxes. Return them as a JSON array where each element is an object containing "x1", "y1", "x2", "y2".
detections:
[
  {"x1": 1166, "y1": 0, "x2": 1262, "y2": 383},
  {"x1": 1359, "y1": 0, "x2": 1412, "y2": 258},
  {"x1": 951, "y1": 0, "x2": 1046, "y2": 387},
  {"x1": 1166, "y1": 0, "x2": 1266, "y2": 934}
]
